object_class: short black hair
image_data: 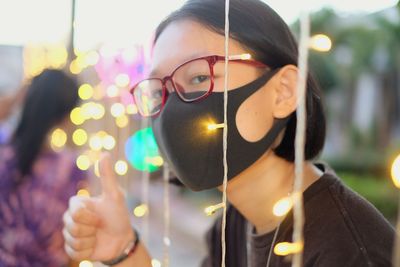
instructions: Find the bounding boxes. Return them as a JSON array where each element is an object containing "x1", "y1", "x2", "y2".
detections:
[
  {"x1": 12, "y1": 69, "x2": 79, "y2": 179},
  {"x1": 155, "y1": 0, "x2": 326, "y2": 161}
]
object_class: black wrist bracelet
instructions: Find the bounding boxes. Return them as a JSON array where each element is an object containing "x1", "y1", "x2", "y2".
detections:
[{"x1": 101, "y1": 228, "x2": 140, "y2": 266}]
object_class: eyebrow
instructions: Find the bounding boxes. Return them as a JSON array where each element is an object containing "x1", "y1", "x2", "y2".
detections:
[{"x1": 148, "y1": 52, "x2": 210, "y2": 78}]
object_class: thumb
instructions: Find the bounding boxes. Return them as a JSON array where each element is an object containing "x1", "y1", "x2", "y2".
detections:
[{"x1": 98, "y1": 152, "x2": 119, "y2": 198}]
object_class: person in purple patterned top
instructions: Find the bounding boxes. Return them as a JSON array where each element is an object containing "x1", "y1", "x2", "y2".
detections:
[{"x1": 0, "y1": 69, "x2": 87, "y2": 267}]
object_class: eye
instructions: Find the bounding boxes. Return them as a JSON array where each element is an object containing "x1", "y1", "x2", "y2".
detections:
[{"x1": 191, "y1": 75, "x2": 210, "y2": 84}]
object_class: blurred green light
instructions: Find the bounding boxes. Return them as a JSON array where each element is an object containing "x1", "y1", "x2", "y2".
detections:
[{"x1": 125, "y1": 127, "x2": 161, "y2": 172}]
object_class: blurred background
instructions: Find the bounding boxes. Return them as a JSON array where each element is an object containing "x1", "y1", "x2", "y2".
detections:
[{"x1": 0, "y1": 0, "x2": 399, "y2": 266}]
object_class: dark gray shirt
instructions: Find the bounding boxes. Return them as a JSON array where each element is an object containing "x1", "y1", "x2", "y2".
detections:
[{"x1": 201, "y1": 165, "x2": 395, "y2": 267}]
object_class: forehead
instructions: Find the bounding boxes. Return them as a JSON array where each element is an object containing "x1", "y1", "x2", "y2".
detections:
[{"x1": 151, "y1": 19, "x2": 246, "y2": 76}]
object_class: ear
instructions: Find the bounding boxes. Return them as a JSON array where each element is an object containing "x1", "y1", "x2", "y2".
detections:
[{"x1": 272, "y1": 65, "x2": 298, "y2": 118}]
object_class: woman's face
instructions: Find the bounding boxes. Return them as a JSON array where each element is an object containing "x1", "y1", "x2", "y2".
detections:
[{"x1": 151, "y1": 19, "x2": 277, "y2": 143}]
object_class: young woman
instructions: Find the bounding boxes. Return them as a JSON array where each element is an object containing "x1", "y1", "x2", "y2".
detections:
[
  {"x1": 62, "y1": 0, "x2": 394, "y2": 266},
  {"x1": 0, "y1": 69, "x2": 86, "y2": 267}
]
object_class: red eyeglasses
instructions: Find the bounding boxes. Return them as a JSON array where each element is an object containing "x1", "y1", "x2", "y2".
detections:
[{"x1": 130, "y1": 54, "x2": 268, "y2": 117}]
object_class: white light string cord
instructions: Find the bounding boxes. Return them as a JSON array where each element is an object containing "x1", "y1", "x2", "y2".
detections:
[
  {"x1": 141, "y1": 118, "x2": 150, "y2": 246},
  {"x1": 394, "y1": 190, "x2": 400, "y2": 266},
  {"x1": 291, "y1": 12, "x2": 311, "y2": 267},
  {"x1": 162, "y1": 162, "x2": 171, "y2": 267},
  {"x1": 221, "y1": 0, "x2": 230, "y2": 267}
]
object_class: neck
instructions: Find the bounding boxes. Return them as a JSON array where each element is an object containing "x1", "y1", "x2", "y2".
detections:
[{"x1": 223, "y1": 151, "x2": 322, "y2": 235}]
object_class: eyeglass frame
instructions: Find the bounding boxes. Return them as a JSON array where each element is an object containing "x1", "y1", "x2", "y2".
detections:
[{"x1": 130, "y1": 54, "x2": 268, "y2": 117}]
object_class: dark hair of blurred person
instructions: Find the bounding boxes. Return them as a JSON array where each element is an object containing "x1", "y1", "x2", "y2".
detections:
[
  {"x1": 0, "y1": 69, "x2": 87, "y2": 267},
  {"x1": 12, "y1": 69, "x2": 79, "y2": 180}
]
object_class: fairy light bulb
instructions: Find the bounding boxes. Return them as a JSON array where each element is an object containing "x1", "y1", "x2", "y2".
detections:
[
  {"x1": 310, "y1": 34, "x2": 332, "y2": 52},
  {"x1": 391, "y1": 154, "x2": 400, "y2": 188},
  {"x1": 204, "y1": 203, "x2": 225, "y2": 216},
  {"x1": 133, "y1": 204, "x2": 148, "y2": 217},
  {"x1": 207, "y1": 123, "x2": 225, "y2": 131},
  {"x1": 240, "y1": 53, "x2": 251, "y2": 60},
  {"x1": 274, "y1": 242, "x2": 303, "y2": 256},
  {"x1": 228, "y1": 53, "x2": 251, "y2": 60},
  {"x1": 145, "y1": 156, "x2": 164, "y2": 167},
  {"x1": 273, "y1": 196, "x2": 293, "y2": 217}
]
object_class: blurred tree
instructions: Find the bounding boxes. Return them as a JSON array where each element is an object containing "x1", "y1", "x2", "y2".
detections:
[
  {"x1": 291, "y1": 4, "x2": 400, "y2": 172},
  {"x1": 374, "y1": 1, "x2": 400, "y2": 148}
]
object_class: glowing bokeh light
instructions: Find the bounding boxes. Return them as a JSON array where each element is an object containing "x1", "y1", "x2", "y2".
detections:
[
  {"x1": 81, "y1": 102, "x2": 98, "y2": 120},
  {"x1": 116, "y1": 114, "x2": 129, "y2": 128},
  {"x1": 115, "y1": 73, "x2": 130, "y2": 87},
  {"x1": 69, "y1": 59, "x2": 82, "y2": 75},
  {"x1": 115, "y1": 160, "x2": 128, "y2": 176},
  {"x1": 133, "y1": 204, "x2": 148, "y2": 217},
  {"x1": 79, "y1": 260, "x2": 93, "y2": 267},
  {"x1": 207, "y1": 123, "x2": 225, "y2": 131},
  {"x1": 102, "y1": 135, "x2": 116, "y2": 150},
  {"x1": 126, "y1": 104, "x2": 138, "y2": 115},
  {"x1": 70, "y1": 107, "x2": 85, "y2": 125},
  {"x1": 106, "y1": 85, "x2": 119, "y2": 98},
  {"x1": 50, "y1": 128, "x2": 67, "y2": 149},
  {"x1": 273, "y1": 196, "x2": 293, "y2": 217},
  {"x1": 72, "y1": 129, "x2": 88, "y2": 146},
  {"x1": 85, "y1": 51, "x2": 100, "y2": 66},
  {"x1": 76, "y1": 155, "x2": 91, "y2": 171},
  {"x1": 78, "y1": 84, "x2": 94, "y2": 100},
  {"x1": 151, "y1": 259, "x2": 161, "y2": 267},
  {"x1": 24, "y1": 45, "x2": 68, "y2": 77},
  {"x1": 391, "y1": 154, "x2": 400, "y2": 188},
  {"x1": 274, "y1": 242, "x2": 303, "y2": 256},
  {"x1": 110, "y1": 103, "x2": 125, "y2": 117},
  {"x1": 77, "y1": 189, "x2": 90, "y2": 197},
  {"x1": 89, "y1": 135, "x2": 103, "y2": 151},
  {"x1": 92, "y1": 103, "x2": 105, "y2": 120},
  {"x1": 310, "y1": 34, "x2": 332, "y2": 52},
  {"x1": 145, "y1": 156, "x2": 164, "y2": 167}
]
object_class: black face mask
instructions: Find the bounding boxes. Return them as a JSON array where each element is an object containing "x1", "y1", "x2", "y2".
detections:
[{"x1": 152, "y1": 70, "x2": 290, "y2": 191}]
